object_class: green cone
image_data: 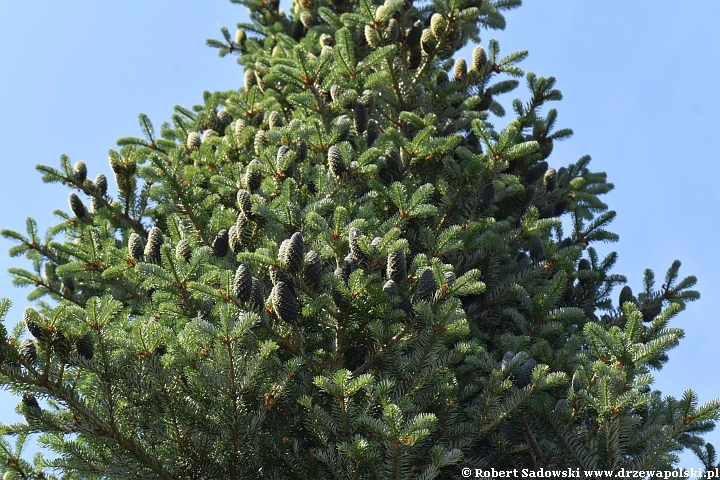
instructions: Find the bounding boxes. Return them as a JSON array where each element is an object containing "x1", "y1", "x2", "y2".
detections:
[
  {"x1": 348, "y1": 227, "x2": 367, "y2": 264},
  {"x1": 619, "y1": 285, "x2": 633, "y2": 308},
  {"x1": 236, "y1": 188, "x2": 252, "y2": 215},
  {"x1": 77, "y1": 333, "x2": 94, "y2": 360},
  {"x1": 328, "y1": 145, "x2": 347, "y2": 178},
  {"x1": 234, "y1": 264, "x2": 252, "y2": 302},
  {"x1": 144, "y1": 227, "x2": 163, "y2": 265},
  {"x1": 19, "y1": 338, "x2": 37, "y2": 365},
  {"x1": 280, "y1": 232, "x2": 305, "y2": 273},
  {"x1": 73, "y1": 160, "x2": 87, "y2": 183},
  {"x1": 454, "y1": 58, "x2": 467, "y2": 82},
  {"x1": 271, "y1": 281, "x2": 300, "y2": 325},
  {"x1": 187, "y1": 131, "x2": 201, "y2": 149},
  {"x1": 212, "y1": 229, "x2": 229, "y2": 257},
  {"x1": 543, "y1": 167, "x2": 557, "y2": 192},
  {"x1": 128, "y1": 232, "x2": 145, "y2": 262},
  {"x1": 472, "y1": 46, "x2": 486, "y2": 70},
  {"x1": 304, "y1": 250, "x2": 322, "y2": 288},
  {"x1": 94, "y1": 173, "x2": 108, "y2": 196},
  {"x1": 515, "y1": 358, "x2": 537, "y2": 388},
  {"x1": 414, "y1": 268, "x2": 437, "y2": 302},
  {"x1": 387, "y1": 250, "x2": 407, "y2": 284},
  {"x1": 175, "y1": 239, "x2": 192, "y2": 262},
  {"x1": 249, "y1": 277, "x2": 264, "y2": 311},
  {"x1": 68, "y1": 193, "x2": 87, "y2": 219},
  {"x1": 353, "y1": 103, "x2": 368, "y2": 134}
]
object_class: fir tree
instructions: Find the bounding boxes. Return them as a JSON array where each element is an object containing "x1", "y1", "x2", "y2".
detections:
[{"x1": 0, "y1": 0, "x2": 718, "y2": 478}]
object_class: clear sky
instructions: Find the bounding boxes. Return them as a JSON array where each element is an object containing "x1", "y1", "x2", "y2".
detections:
[{"x1": 1, "y1": 0, "x2": 718, "y2": 472}]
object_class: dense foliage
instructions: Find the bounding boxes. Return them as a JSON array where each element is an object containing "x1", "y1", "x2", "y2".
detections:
[{"x1": 0, "y1": 0, "x2": 718, "y2": 478}]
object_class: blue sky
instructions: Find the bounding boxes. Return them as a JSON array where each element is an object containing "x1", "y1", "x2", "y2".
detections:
[{"x1": 1, "y1": 0, "x2": 718, "y2": 471}]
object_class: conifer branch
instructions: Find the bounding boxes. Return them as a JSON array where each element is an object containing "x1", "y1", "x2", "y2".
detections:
[{"x1": 520, "y1": 414, "x2": 550, "y2": 468}]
